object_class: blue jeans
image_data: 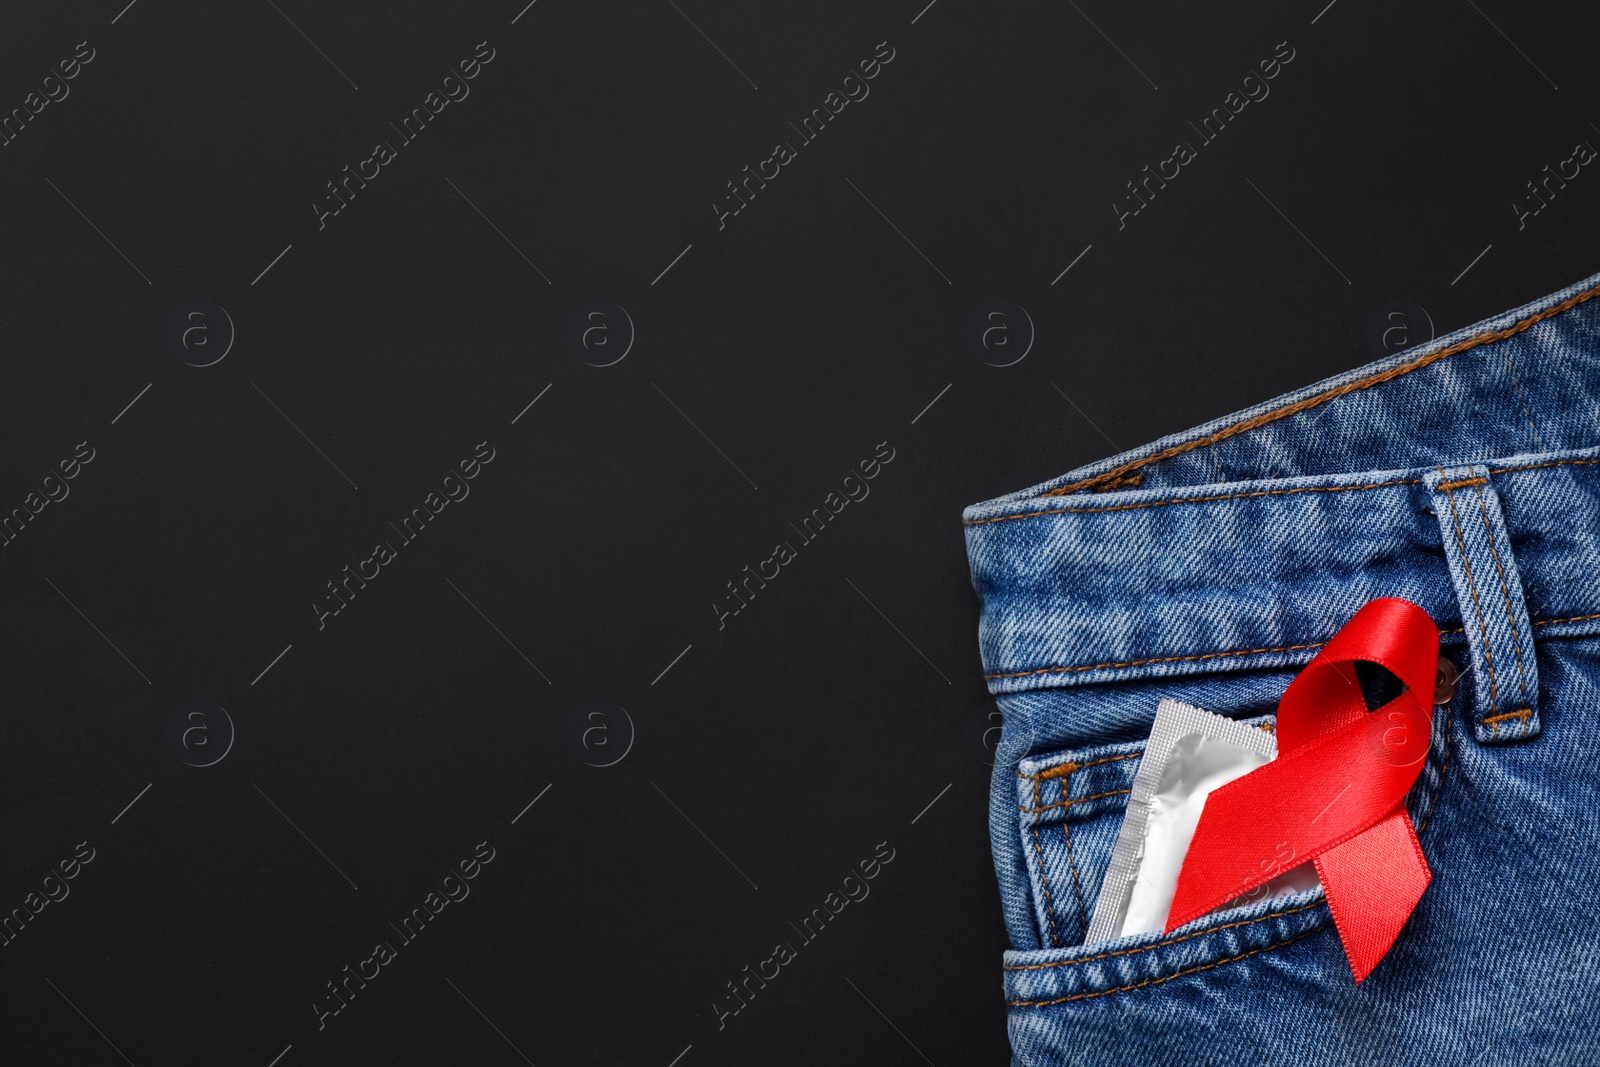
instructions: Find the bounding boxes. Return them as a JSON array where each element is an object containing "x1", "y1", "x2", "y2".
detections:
[{"x1": 964, "y1": 272, "x2": 1600, "y2": 1066}]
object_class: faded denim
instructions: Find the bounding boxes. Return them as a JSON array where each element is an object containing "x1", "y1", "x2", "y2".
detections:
[{"x1": 964, "y1": 271, "x2": 1600, "y2": 1066}]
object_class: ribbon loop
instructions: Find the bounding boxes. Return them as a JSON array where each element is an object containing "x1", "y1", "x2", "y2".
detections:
[{"x1": 1164, "y1": 597, "x2": 1439, "y2": 982}]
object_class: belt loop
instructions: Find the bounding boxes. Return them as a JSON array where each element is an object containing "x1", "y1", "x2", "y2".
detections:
[{"x1": 1424, "y1": 465, "x2": 1540, "y2": 743}]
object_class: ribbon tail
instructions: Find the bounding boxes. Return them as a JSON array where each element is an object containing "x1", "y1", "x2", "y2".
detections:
[{"x1": 1314, "y1": 810, "x2": 1431, "y2": 983}]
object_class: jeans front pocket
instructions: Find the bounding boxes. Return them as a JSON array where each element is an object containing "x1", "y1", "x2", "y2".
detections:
[
  {"x1": 1016, "y1": 713, "x2": 1299, "y2": 950},
  {"x1": 1006, "y1": 714, "x2": 1350, "y2": 1066},
  {"x1": 1002, "y1": 889, "x2": 1332, "y2": 1009}
]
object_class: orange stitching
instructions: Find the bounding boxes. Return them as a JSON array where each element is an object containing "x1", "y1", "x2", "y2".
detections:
[
  {"x1": 1001, "y1": 900, "x2": 1325, "y2": 972},
  {"x1": 1532, "y1": 611, "x2": 1600, "y2": 626},
  {"x1": 1007, "y1": 924, "x2": 1332, "y2": 1006},
  {"x1": 963, "y1": 478, "x2": 1422, "y2": 526},
  {"x1": 971, "y1": 456, "x2": 1600, "y2": 530},
  {"x1": 989, "y1": 641, "x2": 1328, "y2": 680},
  {"x1": 1481, "y1": 708, "x2": 1533, "y2": 724},
  {"x1": 1491, "y1": 456, "x2": 1600, "y2": 476},
  {"x1": 1437, "y1": 474, "x2": 1501, "y2": 722},
  {"x1": 1019, "y1": 788, "x2": 1134, "y2": 815},
  {"x1": 1059, "y1": 767, "x2": 1088, "y2": 928},
  {"x1": 1030, "y1": 776, "x2": 1062, "y2": 948},
  {"x1": 1473, "y1": 481, "x2": 1533, "y2": 714},
  {"x1": 1018, "y1": 752, "x2": 1142, "y2": 780},
  {"x1": 1093, "y1": 472, "x2": 1144, "y2": 491},
  {"x1": 1043, "y1": 280, "x2": 1600, "y2": 496},
  {"x1": 1020, "y1": 731, "x2": 1263, "y2": 812},
  {"x1": 1037, "y1": 761, "x2": 1078, "y2": 781}
]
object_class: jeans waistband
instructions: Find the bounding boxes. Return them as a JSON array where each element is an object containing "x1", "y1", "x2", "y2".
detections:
[{"x1": 963, "y1": 270, "x2": 1600, "y2": 697}]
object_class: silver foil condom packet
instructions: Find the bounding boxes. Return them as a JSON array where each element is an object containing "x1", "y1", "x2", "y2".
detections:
[{"x1": 1084, "y1": 698, "x2": 1321, "y2": 946}]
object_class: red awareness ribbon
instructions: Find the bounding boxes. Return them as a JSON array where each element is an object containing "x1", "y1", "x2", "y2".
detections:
[{"x1": 1164, "y1": 597, "x2": 1439, "y2": 982}]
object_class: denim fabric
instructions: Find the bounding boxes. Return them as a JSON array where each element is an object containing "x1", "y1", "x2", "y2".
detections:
[{"x1": 964, "y1": 271, "x2": 1600, "y2": 1066}]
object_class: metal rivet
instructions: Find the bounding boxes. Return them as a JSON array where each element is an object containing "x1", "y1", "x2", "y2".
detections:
[{"x1": 1434, "y1": 656, "x2": 1459, "y2": 705}]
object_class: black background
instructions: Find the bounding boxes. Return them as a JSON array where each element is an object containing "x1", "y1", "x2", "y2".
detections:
[{"x1": 2, "y1": 1, "x2": 1598, "y2": 1064}]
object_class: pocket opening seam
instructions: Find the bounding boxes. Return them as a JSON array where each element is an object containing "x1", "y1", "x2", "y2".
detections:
[
  {"x1": 1002, "y1": 899, "x2": 1326, "y2": 973},
  {"x1": 1007, "y1": 923, "x2": 1333, "y2": 1007}
]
